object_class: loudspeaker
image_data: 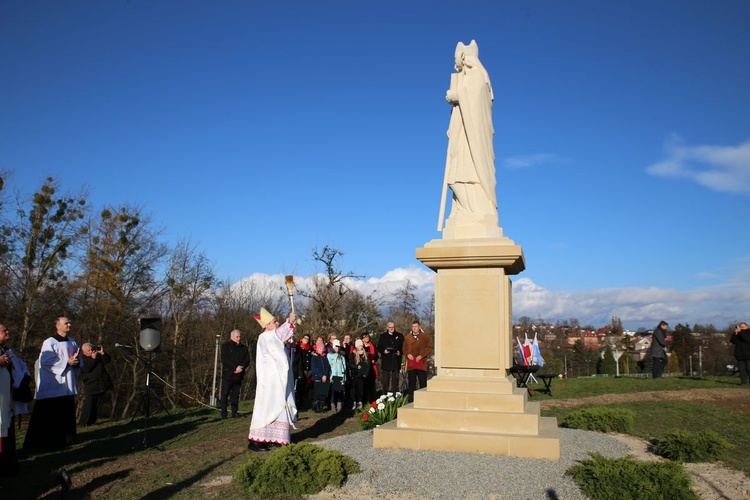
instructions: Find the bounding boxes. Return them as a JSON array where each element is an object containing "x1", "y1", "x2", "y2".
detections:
[{"x1": 139, "y1": 317, "x2": 162, "y2": 352}]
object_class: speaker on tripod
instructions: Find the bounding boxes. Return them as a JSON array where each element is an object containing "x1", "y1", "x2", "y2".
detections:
[
  {"x1": 139, "y1": 317, "x2": 162, "y2": 352},
  {"x1": 135, "y1": 317, "x2": 166, "y2": 448}
]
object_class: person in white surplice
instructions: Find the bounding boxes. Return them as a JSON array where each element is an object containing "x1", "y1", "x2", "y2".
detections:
[{"x1": 247, "y1": 307, "x2": 298, "y2": 452}]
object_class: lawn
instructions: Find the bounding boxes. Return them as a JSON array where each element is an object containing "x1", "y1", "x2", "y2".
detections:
[{"x1": 4, "y1": 375, "x2": 748, "y2": 498}]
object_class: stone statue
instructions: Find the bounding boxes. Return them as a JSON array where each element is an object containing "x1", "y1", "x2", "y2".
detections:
[{"x1": 438, "y1": 40, "x2": 501, "y2": 239}]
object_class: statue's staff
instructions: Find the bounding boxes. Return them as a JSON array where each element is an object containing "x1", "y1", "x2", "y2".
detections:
[
  {"x1": 284, "y1": 275, "x2": 295, "y2": 313},
  {"x1": 437, "y1": 72, "x2": 458, "y2": 231}
]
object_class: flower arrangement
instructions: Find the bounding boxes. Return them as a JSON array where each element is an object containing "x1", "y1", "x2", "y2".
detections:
[{"x1": 358, "y1": 392, "x2": 409, "y2": 430}]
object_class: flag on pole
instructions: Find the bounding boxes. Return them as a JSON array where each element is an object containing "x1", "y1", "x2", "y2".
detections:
[
  {"x1": 523, "y1": 334, "x2": 533, "y2": 365},
  {"x1": 516, "y1": 337, "x2": 527, "y2": 365},
  {"x1": 532, "y1": 332, "x2": 545, "y2": 367}
]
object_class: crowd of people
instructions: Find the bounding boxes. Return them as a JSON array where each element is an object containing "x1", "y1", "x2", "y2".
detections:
[
  {"x1": 7, "y1": 313, "x2": 748, "y2": 464},
  {"x1": 241, "y1": 310, "x2": 434, "y2": 451},
  {"x1": 0, "y1": 316, "x2": 113, "y2": 475},
  {"x1": 290, "y1": 319, "x2": 433, "y2": 414}
]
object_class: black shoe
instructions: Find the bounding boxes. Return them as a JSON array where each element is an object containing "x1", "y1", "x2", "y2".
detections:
[
  {"x1": 232, "y1": 413, "x2": 240, "y2": 418},
  {"x1": 267, "y1": 442, "x2": 283, "y2": 449},
  {"x1": 221, "y1": 414, "x2": 227, "y2": 420},
  {"x1": 247, "y1": 440, "x2": 268, "y2": 452}
]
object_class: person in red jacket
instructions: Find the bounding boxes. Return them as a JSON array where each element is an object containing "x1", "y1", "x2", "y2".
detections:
[
  {"x1": 361, "y1": 333, "x2": 378, "y2": 403},
  {"x1": 403, "y1": 320, "x2": 433, "y2": 402}
]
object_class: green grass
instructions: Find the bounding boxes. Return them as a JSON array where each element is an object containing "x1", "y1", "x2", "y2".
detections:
[
  {"x1": 535, "y1": 375, "x2": 736, "y2": 400},
  {"x1": 4, "y1": 400, "x2": 363, "y2": 499},
  {"x1": 539, "y1": 376, "x2": 750, "y2": 474},
  {"x1": 6, "y1": 376, "x2": 748, "y2": 498}
]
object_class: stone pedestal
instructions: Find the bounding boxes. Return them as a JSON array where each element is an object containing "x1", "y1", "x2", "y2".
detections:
[{"x1": 372, "y1": 237, "x2": 560, "y2": 460}]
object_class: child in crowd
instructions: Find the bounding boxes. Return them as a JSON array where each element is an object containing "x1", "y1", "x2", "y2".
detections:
[
  {"x1": 326, "y1": 339, "x2": 347, "y2": 412},
  {"x1": 349, "y1": 339, "x2": 370, "y2": 410},
  {"x1": 311, "y1": 341, "x2": 331, "y2": 413}
]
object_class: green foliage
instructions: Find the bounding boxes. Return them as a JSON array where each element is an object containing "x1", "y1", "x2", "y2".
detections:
[
  {"x1": 653, "y1": 429, "x2": 731, "y2": 463},
  {"x1": 566, "y1": 452, "x2": 698, "y2": 500},
  {"x1": 232, "y1": 443, "x2": 360, "y2": 496},
  {"x1": 358, "y1": 391, "x2": 409, "y2": 430},
  {"x1": 600, "y1": 345, "x2": 616, "y2": 375},
  {"x1": 667, "y1": 350, "x2": 681, "y2": 374},
  {"x1": 561, "y1": 406, "x2": 634, "y2": 433}
]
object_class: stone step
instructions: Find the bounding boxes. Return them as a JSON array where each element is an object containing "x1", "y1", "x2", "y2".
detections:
[
  {"x1": 414, "y1": 386, "x2": 528, "y2": 412},
  {"x1": 373, "y1": 417, "x2": 560, "y2": 459},
  {"x1": 425, "y1": 375, "x2": 517, "y2": 394},
  {"x1": 395, "y1": 402, "x2": 541, "y2": 435}
]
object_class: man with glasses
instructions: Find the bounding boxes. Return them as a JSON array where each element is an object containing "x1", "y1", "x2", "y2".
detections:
[
  {"x1": 377, "y1": 322, "x2": 404, "y2": 394},
  {"x1": 23, "y1": 317, "x2": 81, "y2": 451},
  {"x1": 220, "y1": 329, "x2": 250, "y2": 419}
]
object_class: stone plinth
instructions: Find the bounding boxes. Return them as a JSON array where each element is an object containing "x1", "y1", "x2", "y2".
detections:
[{"x1": 372, "y1": 237, "x2": 560, "y2": 460}]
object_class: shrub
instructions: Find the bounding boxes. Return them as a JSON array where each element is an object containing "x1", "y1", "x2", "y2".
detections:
[
  {"x1": 561, "y1": 406, "x2": 634, "y2": 433},
  {"x1": 566, "y1": 452, "x2": 698, "y2": 500},
  {"x1": 653, "y1": 429, "x2": 731, "y2": 463},
  {"x1": 232, "y1": 443, "x2": 360, "y2": 497}
]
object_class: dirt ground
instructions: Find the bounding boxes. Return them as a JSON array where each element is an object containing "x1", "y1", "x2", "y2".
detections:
[{"x1": 35, "y1": 388, "x2": 750, "y2": 498}]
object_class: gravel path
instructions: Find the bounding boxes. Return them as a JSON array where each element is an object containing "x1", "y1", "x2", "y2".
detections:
[{"x1": 313, "y1": 428, "x2": 630, "y2": 499}]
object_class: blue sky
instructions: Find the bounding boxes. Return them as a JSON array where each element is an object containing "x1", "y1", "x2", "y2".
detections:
[{"x1": 2, "y1": 1, "x2": 749, "y2": 329}]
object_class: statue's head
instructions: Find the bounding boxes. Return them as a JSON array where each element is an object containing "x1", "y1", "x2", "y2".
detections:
[{"x1": 455, "y1": 40, "x2": 479, "y2": 70}]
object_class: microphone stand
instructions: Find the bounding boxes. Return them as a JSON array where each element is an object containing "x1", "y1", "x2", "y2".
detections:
[{"x1": 118, "y1": 345, "x2": 170, "y2": 449}]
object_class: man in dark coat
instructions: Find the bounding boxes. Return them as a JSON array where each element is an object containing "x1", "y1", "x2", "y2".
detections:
[
  {"x1": 650, "y1": 321, "x2": 669, "y2": 379},
  {"x1": 79, "y1": 342, "x2": 113, "y2": 426},
  {"x1": 377, "y1": 322, "x2": 404, "y2": 394},
  {"x1": 220, "y1": 329, "x2": 251, "y2": 418},
  {"x1": 730, "y1": 322, "x2": 750, "y2": 386}
]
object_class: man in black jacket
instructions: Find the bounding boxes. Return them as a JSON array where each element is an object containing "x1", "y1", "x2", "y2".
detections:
[
  {"x1": 377, "y1": 322, "x2": 404, "y2": 394},
  {"x1": 731, "y1": 322, "x2": 750, "y2": 386},
  {"x1": 79, "y1": 343, "x2": 113, "y2": 426},
  {"x1": 650, "y1": 321, "x2": 669, "y2": 379},
  {"x1": 220, "y1": 329, "x2": 251, "y2": 418}
]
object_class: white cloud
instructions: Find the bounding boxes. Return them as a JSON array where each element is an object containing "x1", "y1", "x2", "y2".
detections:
[
  {"x1": 646, "y1": 135, "x2": 750, "y2": 194},
  {"x1": 232, "y1": 267, "x2": 750, "y2": 330},
  {"x1": 501, "y1": 153, "x2": 561, "y2": 170}
]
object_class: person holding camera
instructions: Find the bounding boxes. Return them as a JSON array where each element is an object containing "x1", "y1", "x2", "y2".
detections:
[
  {"x1": 377, "y1": 322, "x2": 404, "y2": 394},
  {"x1": 78, "y1": 342, "x2": 113, "y2": 427},
  {"x1": 730, "y1": 322, "x2": 750, "y2": 386}
]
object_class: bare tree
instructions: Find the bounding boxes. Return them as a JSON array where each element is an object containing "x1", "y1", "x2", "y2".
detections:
[
  {"x1": 164, "y1": 238, "x2": 217, "y2": 402},
  {"x1": 299, "y1": 246, "x2": 367, "y2": 335},
  {"x1": 0, "y1": 177, "x2": 88, "y2": 349},
  {"x1": 75, "y1": 205, "x2": 168, "y2": 418}
]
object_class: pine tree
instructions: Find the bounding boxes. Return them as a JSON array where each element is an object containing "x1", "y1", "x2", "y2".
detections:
[{"x1": 600, "y1": 345, "x2": 617, "y2": 375}]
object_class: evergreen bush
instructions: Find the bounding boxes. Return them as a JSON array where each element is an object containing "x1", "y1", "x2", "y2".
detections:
[
  {"x1": 232, "y1": 443, "x2": 360, "y2": 497},
  {"x1": 566, "y1": 452, "x2": 698, "y2": 500},
  {"x1": 653, "y1": 429, "x2": 731, "y2": 463},
  {"x1": 561, "y1": 406, "x2": 634, "y2": 433}
]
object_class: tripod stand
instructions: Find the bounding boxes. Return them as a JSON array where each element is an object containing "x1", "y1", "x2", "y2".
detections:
[{"x1": 124, "y1": 349, "x2": 170, "y2": 448}]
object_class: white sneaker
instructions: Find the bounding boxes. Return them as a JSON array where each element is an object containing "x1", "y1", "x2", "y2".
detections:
[
  {"x1": 352, "y1": 403, "x2": 357, "y2": 410},
  {"x1": 357, "y1": 402, "x2": 363, "y2": 410}
]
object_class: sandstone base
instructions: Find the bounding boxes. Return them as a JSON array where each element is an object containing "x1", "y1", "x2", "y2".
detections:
[
  {"x1": 371, "y1": 237, "x2": 560, "y2": 460},
  {"x1": 373, "y1": 375, "x2": 560, "y2": 459}
]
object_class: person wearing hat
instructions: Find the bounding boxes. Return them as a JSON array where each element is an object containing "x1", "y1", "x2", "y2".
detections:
[{"x1": 247, "y1": 308, "x2": 297, "y2": 452}]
